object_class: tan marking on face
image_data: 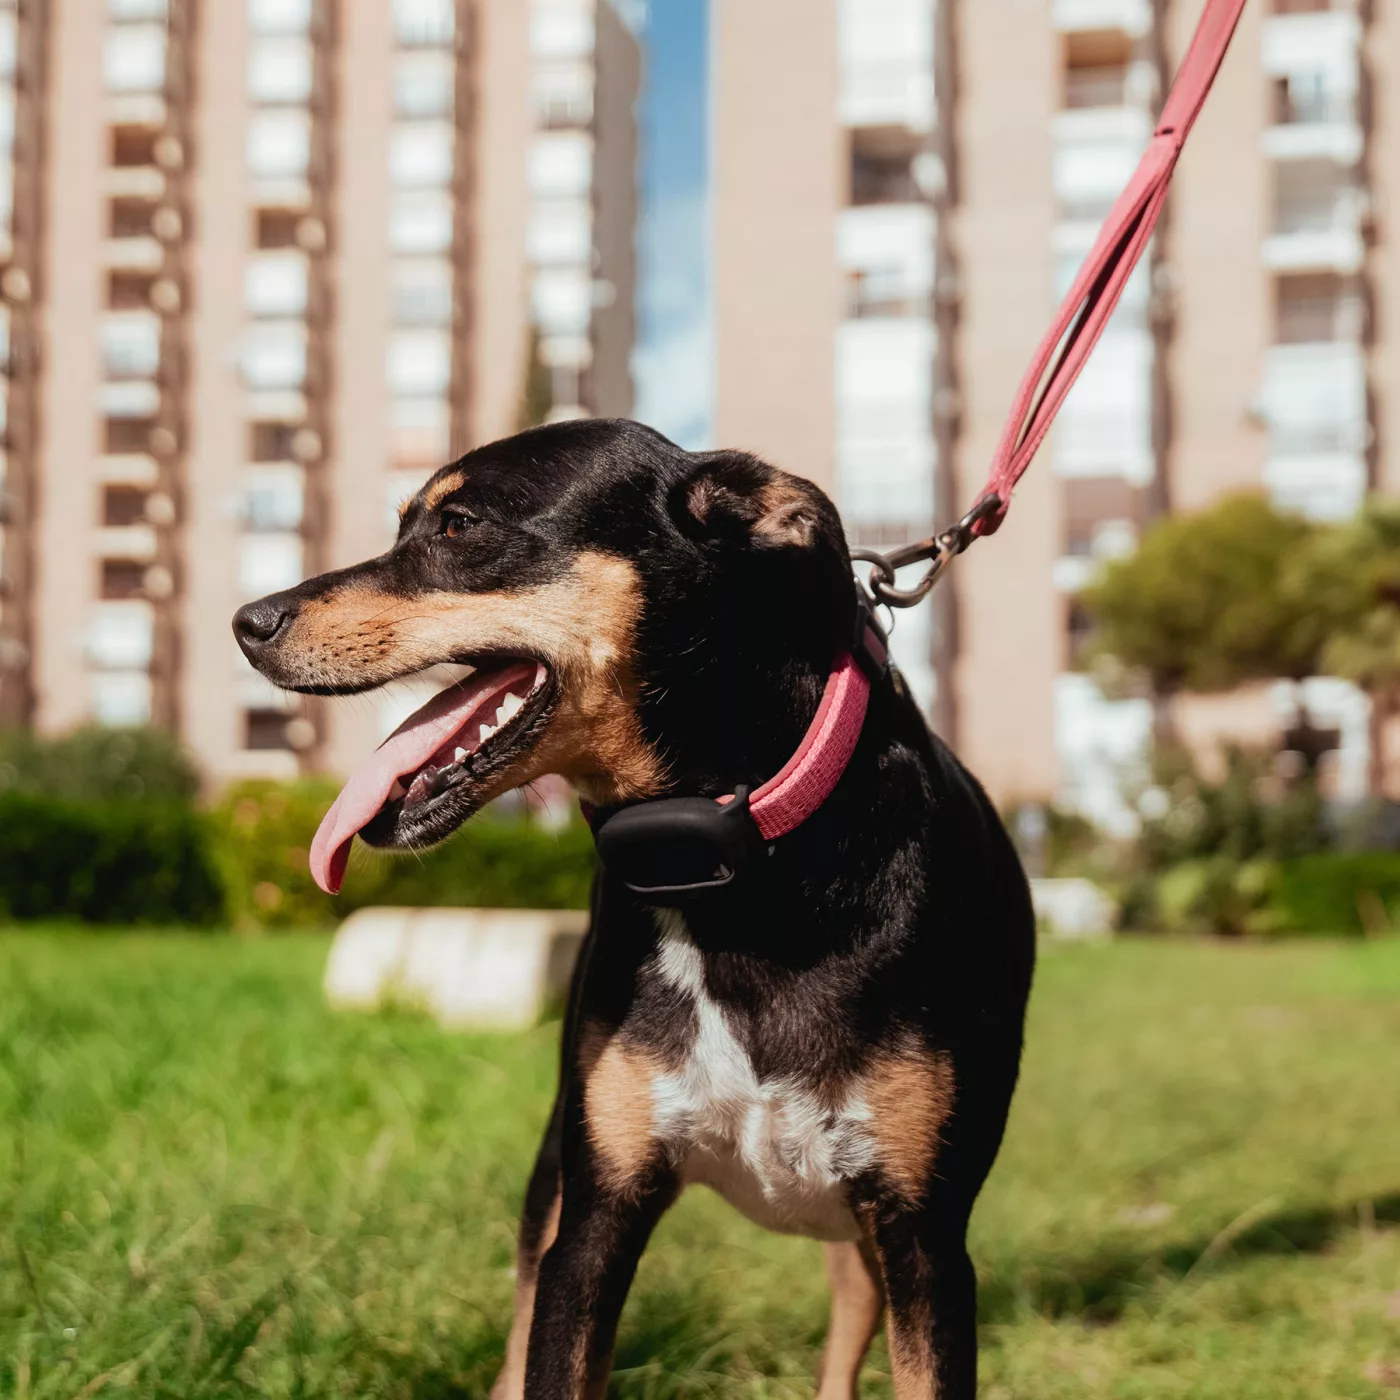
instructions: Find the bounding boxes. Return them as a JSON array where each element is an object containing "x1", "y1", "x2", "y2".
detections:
[
  {"x1": 279, "y1": 550, "x2": 666, "y2": 804},
  {"x1": 579, "y1": 1022, "x2": 660, "y2": 1197},
  {"x1": 862, "y1": 1040, "x2": 955, "y2": 1203},
  {"x1": 420, "y1": 468, "x2": 468, "y2": 512}
]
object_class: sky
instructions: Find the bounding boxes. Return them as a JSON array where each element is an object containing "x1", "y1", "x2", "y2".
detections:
[{"x1": 631, "y1": 0, "x2": 713, "y2": 450}]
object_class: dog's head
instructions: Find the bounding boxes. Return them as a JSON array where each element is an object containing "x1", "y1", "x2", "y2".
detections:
[{"x1": 233, "y1": 420, "x2": 854, "y2": 890}]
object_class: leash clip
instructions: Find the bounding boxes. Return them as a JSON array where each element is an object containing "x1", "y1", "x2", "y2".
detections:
[{"x1": 851, "y1": 493, "x2": 1002, "y2": 610}]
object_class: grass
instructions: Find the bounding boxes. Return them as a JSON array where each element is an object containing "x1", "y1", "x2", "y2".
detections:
[{"x1": 1, "y1": 930, "x2": 1399, "y2": 1399}]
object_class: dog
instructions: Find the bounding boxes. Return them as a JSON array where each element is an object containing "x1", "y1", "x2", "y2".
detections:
[{"x1": 233, "y1": 419, "x2": 1036, "y2": 1399}]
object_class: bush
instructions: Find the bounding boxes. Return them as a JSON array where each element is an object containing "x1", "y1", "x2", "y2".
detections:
[
  {"x1": 211, "y1": 780, "x2": 597, "y2": 931},
  {"x1": 1268, "y1": 853, "x2": 1400, "y2": 937},
  {"x1": 0, "y1": 792, "x2": 223, "y2": 925},
  {"x1": 0, "y1": 725, "x2": 200, "y2": 804}
]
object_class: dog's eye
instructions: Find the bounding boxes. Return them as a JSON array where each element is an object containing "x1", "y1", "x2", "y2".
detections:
[{"x1": 441, "y1": 510, "x2": 480, "y2": 539}]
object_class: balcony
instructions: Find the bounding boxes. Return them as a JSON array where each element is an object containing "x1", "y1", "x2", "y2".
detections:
[
  {"x1": 90, "y1": 672, "x2": 153, "y2": 727},
  {"x1": 248, "y1": 0, "x2": 310, "y2": 35},
  {"x1": 1052, "y1": 0, "x2": 1153, "y2": 37},
  {"x1": 531, "y1": 5, "x2": 595, "y2": 61},
  {"x1": 837, "y1": 203, "x2": 934, "y2": 319},
  {"x1": 1264, "y1": 171, "x2": 1366, "y2": 272},
  {"x1": 96, "y1": 524, "x2": 157, "y2": 560},
  {"x1": 1052, "y1": 328, "x2": 1155, "y2": 483},
  {"x1": 390, "y1": 122, "x2": 454, "y2": 189},
  {"x1": 87, "y1": 601, "x2": 153, "y2": 671},
  {"x1": 1053, "y1": 108, "x2": 1152, "y2": 229},
  {"x1": 239, "y1": 534, "x2": 303, "y2": 597},
  {"x1": 528, "y1": 198, "x2": 593, "y2": 268},
  {"x1": 838, "y1": 0, "x2": 935, "y2": 132},
  {"x1": 248, "y1": 37, "x2": 313, "y2": 106},
  {"x1": 533, "y1": 60, "x2": 594, "y2": 131},
  {"x1": 103, "y1": 25, "x2": 165, "y2": 94},
  {"x1": 240, "y1": 322, "x2": 307, "y2": 390},
  {"x1": 241, "y1": 465, "x2": 303, "y2": 532},
  {"x1": 245, "y1": 251, "x2": 308, "y2": 318},
  {"x1": 1054, "y1": 674, "x2": 1153, "y2": 837},
  {"x1": 1260, "y1": 340, "x2": 1368, "y2": 519},
  {"x1": 396, "y1": 50, "x2": 455, "y2": 120},
  {"x1": 836, "y1": 318, "x2": 936, "y2": 533},
  {"x1": 395, "y1": 0, "x2": 455, "y2": 49},
  {"x1": 1263, "y1": 63, "x2": 1362, "y2": 163},
  {"x1": 529, "y1": 131, "x2": 593, "y2": 199}
]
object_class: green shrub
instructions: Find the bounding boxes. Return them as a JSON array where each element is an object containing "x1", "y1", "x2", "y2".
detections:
[
  {"x1": 1268, "y1": 852, "x2": 1400, "y2": 937},
  {"x1": 0, "y1": 725, "x2": 200, "y2": 804},
  {"x1": 211, "y1": 780, "x2": 597, "y2": 930},
  {"x1": 0, "y1": 792, "x2": 223, "y2": 925}
]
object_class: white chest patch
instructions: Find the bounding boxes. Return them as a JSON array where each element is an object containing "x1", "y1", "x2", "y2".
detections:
[{"x1": 645, "y1": 916, "x2": 874, "y2": 1242}]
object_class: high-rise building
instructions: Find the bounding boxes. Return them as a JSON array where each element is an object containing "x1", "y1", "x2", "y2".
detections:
[
  {"x1": 709, "y1": 0, "x2": 1393, "y2": 817},
  {"x1": 0, "y1": 0, "x2": 639, "y2": 784}
]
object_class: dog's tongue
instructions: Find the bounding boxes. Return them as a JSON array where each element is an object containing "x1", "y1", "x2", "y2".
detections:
[{"x1": 310, "y1": 661, "x2": 539, "y2": 895}]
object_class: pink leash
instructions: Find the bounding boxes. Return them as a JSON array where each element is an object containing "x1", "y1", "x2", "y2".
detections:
[{"x1": 975, "y1": 0, "x2": 1250, "y2": 538}]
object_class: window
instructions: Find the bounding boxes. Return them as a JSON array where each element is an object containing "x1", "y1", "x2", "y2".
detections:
[
  {"x1": 247, "y1": 0, "x2": 311, "y2": 35},
  {"x1": 1274, "y1": 160, "x2": 1352, "y2": 236},
  {"x1": 393, "y1": 0, "x2": 454, "y2": 48},
  {"x1": 110, "y1": 198, "x2": 156, "y2": 238},
  {"x1": 242, "y1": 465, "x2": 303, "y2": 531},
  {"x1": 527, "y1": 200, "x2": 592, "y2": 267},
  {"x1": 850, "y1": 130, "x2": 919, "y2": 206},
  {"x1": 390, "y1": 123, "x2": 454, "y2": 188},
  {"x1": 245, "y1": 252, "x2": 308, "y2": 317},
  {"x1": 108, "y1": 0, "x2": 167, "y2": 18},
  {"x1": 247, "y1": 110, "x2": 310, "y2": 179},
  {"x1": 111, "y1": 125, "x2": 158, "y2": 167},
  {"x1": 101, "y1": 559, "x2": 146, "y2": 600},
  {"x1": 391, "y1": 259, "x2": 453, "y2": 325},
  {"x1": 103, "y1": 418, "x2": 154, "y2": 454},
  {"x1": 108, "y1": 272, "x2": 155, "y2": 309},
  {"x1": 389, "y1": 191, "x2": 453, "y2": 253},
  {"x1": 239, "y1": 534, "x2": 302, "y2": 595},
  {"x1": 1275, "y1": 273, "x2": 1349, "y2": 344},
  {"x1": 394, "y1": 52, "x2": 454, "y2": 118},
  {"x1": 389, "y1": 396, "x2": 449, "y2": 465},
  {"x1": 529, "y1": 132, "x2": 593, "y2": 199},
  {"x1": 531, "y1": 268, "x2": 592, "y2": 336},
  {"x1": 256, "y1": 208, "x2": 301, "y2": 249},
  {"x1": 102, "y1": 485, "x2": 149, "y2": 527},
  {"x1": 92, "y1": 673, "x2": 153, "y2": 728},
  {"x1": 531, "y1": 6, "x2": 594, "y2": 60},
  {"x1": 103, "y1": 26, "x2": 166, "y2": 93},
  {"x1": 89, "y1": 604, "x2": 153, "y2": 670},
  {"x1": 241, "y1": 323, "x2": 307, "y2": 389},
  {"x1": 387, "y1": 329, "x2": 452, "y2": 395},
  {"x1": 244, "y1": 708, "x2": 295, "y2": 750},
  {"x1": 250, "y1": 420, "x2": 298, "y2": 462},
  {"x1": 847, "y1": 267, "x2": 926, "y2": 319},
  {"x1": 102, "y1": 312, "x2": 161, "y2": 379},
  {"x1": 1272, "y1": 71, "x2": 1351, "y2": 126},
  {"x1": 1062, "y1": 31, "x2": 1133, "y2": 111},
  {"x1": 248, "y1": 38, "x2": 313, "y2": 105},
  {"x1": 533, "y1": 62, "x2": 593, "y2": 129}
]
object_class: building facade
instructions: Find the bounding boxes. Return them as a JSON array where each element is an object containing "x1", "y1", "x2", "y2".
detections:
[
  {"x1": 0, "y1": 0, "x2": 638, "y2": 784},
  {"x1": 710, "y1": 0, "x2": 1392, "y2": 818}
]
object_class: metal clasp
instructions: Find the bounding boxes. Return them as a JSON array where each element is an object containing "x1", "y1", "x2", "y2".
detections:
[{"x1": 851, "y1": 494, "x2": 1003, "y2": 609}]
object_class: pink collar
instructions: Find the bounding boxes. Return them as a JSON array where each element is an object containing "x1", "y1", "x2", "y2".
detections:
[{"x1": 587, "y1": 613, "x2": 887, "y2": 900}]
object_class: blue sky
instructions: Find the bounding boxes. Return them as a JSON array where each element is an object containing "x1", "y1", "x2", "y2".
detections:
[{"x1": 631, "y1": 0, "x2": 712, "y2": 449}]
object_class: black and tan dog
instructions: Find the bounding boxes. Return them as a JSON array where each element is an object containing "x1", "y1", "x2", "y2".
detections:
[{"x1": 234, "y1": 420, "x2": 1035, "y2": 1399}]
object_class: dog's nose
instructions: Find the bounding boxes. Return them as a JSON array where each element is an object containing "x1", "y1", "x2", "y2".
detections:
[{"x1": 232, "y1": 597, "x2": 293, "y2": 656}]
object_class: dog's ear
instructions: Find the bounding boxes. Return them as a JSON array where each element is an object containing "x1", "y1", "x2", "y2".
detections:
[{"x1": 671, "y1": 453, "x2": 823, "y2": 550}]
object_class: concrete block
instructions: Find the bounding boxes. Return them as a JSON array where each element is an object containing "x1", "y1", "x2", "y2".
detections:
[
  {"x1": 1030, "y1": 878, "x2": 1117, "y2": 941},
  {"x1": 324, "y1": 906, "x2": 589, "y2": 1030}
]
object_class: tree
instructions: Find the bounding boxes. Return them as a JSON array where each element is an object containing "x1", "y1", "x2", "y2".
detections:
[
  {"x1": 1313, "y1": 500, "x2": 1400, "y2": 795},
  {"x1": 516, "y1": 325, "x2": 554, "y2": 432},
  {"x1": 1079, "y1": 494, "x2": 1348, "y2": 747}
]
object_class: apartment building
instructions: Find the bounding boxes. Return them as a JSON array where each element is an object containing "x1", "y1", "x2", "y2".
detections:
[
  {"x1": 710, "y1": 0, "x2": 1395, "y2": 819},
  {"x1": 0, "y1": 0, "x2": 639, "y2": 783}
]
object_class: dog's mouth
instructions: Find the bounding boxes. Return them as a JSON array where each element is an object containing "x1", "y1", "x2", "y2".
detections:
[{"x1": 310, "y1": 656, "x2": 556, "y2": 893}]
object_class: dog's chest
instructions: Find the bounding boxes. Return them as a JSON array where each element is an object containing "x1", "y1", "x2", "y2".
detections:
[{"x1": 640, "y1": 921, "x2": 873, "y2": 1242}]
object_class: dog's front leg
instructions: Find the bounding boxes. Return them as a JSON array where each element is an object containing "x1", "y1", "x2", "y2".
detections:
[
  {"x1": 523, "y1": 1164, "x2": 677, "y2": 1400},
  {"x1": 861, "y1": 1205, "x2": 977, "y2": 1400}
]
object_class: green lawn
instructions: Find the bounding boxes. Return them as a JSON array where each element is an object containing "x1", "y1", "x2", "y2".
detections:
[{"x1": 2, "y1": 931, "x2": 1399, "y2": 1400}]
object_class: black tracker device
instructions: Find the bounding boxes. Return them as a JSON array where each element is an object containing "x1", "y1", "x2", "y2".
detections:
[{"x1": 589, "y1": 785, "x2": 768, "y2": 903}]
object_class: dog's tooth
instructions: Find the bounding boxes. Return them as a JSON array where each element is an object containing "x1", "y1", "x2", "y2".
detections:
[
  {"x1": 501, "y1": 692, "x2": 524, "y2": 719},
  {"x1": 453, "y1": 747, "x2": 467, "y2": 763},
  {"x1": 494, "y1": 703, "x2": 509, "y2": 725},
  {"x1": 479, "y1": 723, "x2": 496, "y2": 742}
]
